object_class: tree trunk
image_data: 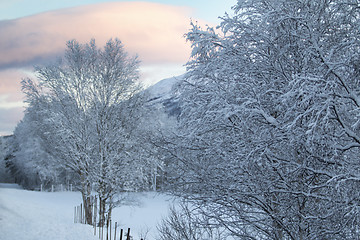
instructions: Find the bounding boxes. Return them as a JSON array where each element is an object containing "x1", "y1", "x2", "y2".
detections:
[
  {"x1": 81, "y1": 177, "x2": 93, "y2": 225},
  {"x1": 99, "y1": 196, "x2": 107, "y2": 227}
]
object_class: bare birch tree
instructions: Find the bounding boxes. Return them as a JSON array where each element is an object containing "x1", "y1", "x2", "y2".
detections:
[{"x1": 22, "y1": 38, "x2": 144, "y2": 225}]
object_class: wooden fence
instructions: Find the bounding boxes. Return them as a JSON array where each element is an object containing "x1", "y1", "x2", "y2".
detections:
[{"x1": 74, "y1": 196, "x2": 145, "y2": 240}]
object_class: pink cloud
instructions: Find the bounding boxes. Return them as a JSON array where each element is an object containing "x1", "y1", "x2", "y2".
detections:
[
  {"x1": 0, "y1": 69, "x2": 25, "y2": 93},
  {"x1": 0, "y1": 107, "x2": 24, "y2": 136},
  {"x1": 0, "y1": 69, "x2": 32, "y2": 135},
  {"x1": 0, "y1": 2, "x2": 196, "y2": 67},
  {"x1": 0, "y1": 2, "x2": 207, "y2": 134},
  {"x1": 0, "y1": 69, "x2": 27, "y2": 102}
]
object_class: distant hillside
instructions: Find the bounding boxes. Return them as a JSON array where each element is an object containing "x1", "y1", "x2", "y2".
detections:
[{"x1": 145, "y1": 75, "x2": 184, "y2": 117}]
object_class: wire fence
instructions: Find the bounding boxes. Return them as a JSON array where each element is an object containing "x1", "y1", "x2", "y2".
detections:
[
  {"x1": 37, "y1": 183, "x2": 74, "y2": 192},
  {"x1": 74, "y1": 196, "x2": 145, "y2": 240}
]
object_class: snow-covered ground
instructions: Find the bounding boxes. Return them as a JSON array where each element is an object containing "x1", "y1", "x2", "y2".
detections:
[{"x1": 0, "y1": 183, "x2": 174, "y2": 240}]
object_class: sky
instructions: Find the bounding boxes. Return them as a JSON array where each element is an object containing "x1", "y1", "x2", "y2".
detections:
[{"x1": 0, "y1": 0, "x2": 237, "y2": 136}]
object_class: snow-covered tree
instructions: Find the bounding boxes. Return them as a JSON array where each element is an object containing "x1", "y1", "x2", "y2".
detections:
[
  {"x1": 165, "y1": 0, "x2": 360, "y2": 239},
  {"x1": 3, "y1": 89, "x2": 69, "y2": 189},
  {"x1": 11, "y1": 116, "x2": 64, "y2": 189},
  {"x1": 21, "y1": 38, "x2": 148, "y2": 225}
]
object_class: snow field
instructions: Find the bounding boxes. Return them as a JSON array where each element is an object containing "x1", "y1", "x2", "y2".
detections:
[{"x1": 0, "y1": 184, "x2": 174, "y2": 240}]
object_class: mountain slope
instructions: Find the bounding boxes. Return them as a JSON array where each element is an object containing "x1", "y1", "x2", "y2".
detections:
[{"x1": 145, "y1": 75, "x2": 184, "y2": 117}]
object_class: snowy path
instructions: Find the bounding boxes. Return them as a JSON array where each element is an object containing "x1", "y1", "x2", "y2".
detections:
[{"x1": 0, "y1": 183, "x2": 173, "y2": 240}]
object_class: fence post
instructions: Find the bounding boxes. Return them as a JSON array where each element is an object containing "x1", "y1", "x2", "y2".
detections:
[
  {"x1": 120, "y1": 229, "x2": 123, "y2": 240},
  {"x1": 109, "y1": 220, "x2": 112, "y2": 240},
  {"x1": 94, "y1": 196, "x2": 97, "y2": 236},
  {"x1": 126, "y1": 228, "x2": 130, "y2": 240},
  {"x1": 106, "y1": 214, "x2": 109, "y2": 240},
  {"x1": 114, "y1": 222, "x2": 117, "y2": 240},
  {"x1": 81, "y1": 204, "x2": 83, "y2": 224},
  {"x1": 101, "y1": 223, "x2": 104, "y2": 240},
  {"x1": 84, "y1": 203, "x2": 87, "y2": 224}
]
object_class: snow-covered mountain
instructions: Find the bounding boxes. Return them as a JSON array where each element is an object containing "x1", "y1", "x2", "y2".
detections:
[{"x1": 145, "y1": 75, "x2": 184, "y2": 117}]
